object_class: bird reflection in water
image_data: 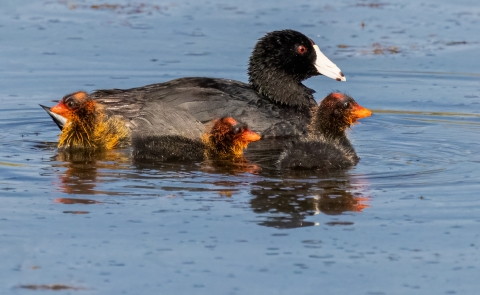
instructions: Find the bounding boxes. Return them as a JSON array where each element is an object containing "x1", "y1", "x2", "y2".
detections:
[
  {"x1": 249, "y1": 170, "x2": 370, "y2": 229},
  {"x1": 50, "y1": 142, "x2": 369, "y2": 229},
  {"x1": 52, "y1": 147, "x2": 261, "y2": 196},
  {"x1": 52, "y1": 149, "x2": 130, "y2": 195},
  {"x1": 133, "y1": 156, "x2": 262, "y2": 176},
  {"x1": 200, "y1": 157, "x2": 262, "y2": 175}
]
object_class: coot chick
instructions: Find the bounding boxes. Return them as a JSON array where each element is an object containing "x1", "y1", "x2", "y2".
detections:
[
  {"x1": 132, "y1": 117, "x2": 261, "y2": 162},
  {"x1": 40, "y1": 91, "x2": 130, "y2": 150},
  {"x1": 278, "y1": 93, "x2": 372, "y2": 170},
  {"x1": 88, "y1": 29, "x2": 346, "y2": 138}
]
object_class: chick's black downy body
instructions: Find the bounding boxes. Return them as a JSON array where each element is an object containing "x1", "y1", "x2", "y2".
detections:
[{"x1": 279, "y1": 93, "x2": 372, "y2": 170}]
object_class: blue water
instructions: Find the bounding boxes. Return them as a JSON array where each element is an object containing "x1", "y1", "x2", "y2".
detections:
[{"x1": 1, "y1": 0, "x2": 480, "y2": 294}]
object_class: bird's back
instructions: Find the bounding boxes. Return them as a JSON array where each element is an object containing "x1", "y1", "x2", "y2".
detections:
[{"x1": 92, "y1": 77, "x2": 314, "y2": 138}]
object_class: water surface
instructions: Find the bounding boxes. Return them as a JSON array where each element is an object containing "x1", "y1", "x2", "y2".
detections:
[{"x1": 1, "y1": 0, "x2": 480, "y2": 294}]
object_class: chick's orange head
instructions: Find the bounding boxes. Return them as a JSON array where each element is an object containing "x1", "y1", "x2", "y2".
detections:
[
  {"x1": 219, "y1": 117, "x2": 261, "y2": 144},
  {"x1": 50, "y1": 91, "x2": 89, "y2": 119},
  {"x1": 324, "y1": 92, "x2": 372, "y2": 124}
]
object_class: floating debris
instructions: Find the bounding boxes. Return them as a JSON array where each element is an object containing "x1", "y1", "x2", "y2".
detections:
[
  {"x1": 446, "y1": 41, "x2": 468, "y2": 46},
  {"x1": 325, "y1": 221, "x2": 354, "y2": 226},
  {"x1": 17, "y1": 284, "x2": 86, "y2": 291},
  {"x1": 372, "y1": 43, "x2": 400, "y2": 54},
  {"x1": 63, "y1": 210, "x2": 90, "y2": 214},
  {"x1": 337, "y1": 43, "x2": 400, "y2": 55},
  {"x1": 59, "y1": 1, "x2": 165, "y2": 14},
  {"x1": 356, "y1": 2, "x2": 390, "y2": 8}
]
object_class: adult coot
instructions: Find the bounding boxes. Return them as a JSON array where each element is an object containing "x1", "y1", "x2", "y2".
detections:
[{"x1": 87, "y1": 29, "x2": 346, "y2": 138}]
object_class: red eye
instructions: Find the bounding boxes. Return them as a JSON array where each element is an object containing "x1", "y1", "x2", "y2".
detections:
[{"x1": 297, "y1": 45, "x2": 307, "y2": 54}]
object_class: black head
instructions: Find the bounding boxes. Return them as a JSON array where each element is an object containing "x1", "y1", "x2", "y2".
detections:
[
  {"x1": 248, "y1": 30, "x2": 345, "y2": 107},
  {"x1": 249, "y1": 29, "x2": 319, "y2": 82}
]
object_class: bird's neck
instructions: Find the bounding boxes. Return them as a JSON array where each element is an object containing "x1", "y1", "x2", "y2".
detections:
[
  {"x1": 249, "y1": 66, "x2": 316, "y2": 108},
  {"x1": 310, "y1": 107, "x2": 351, "y2": 147},
  {"x1": 307, "y1": 106, "x2": 359, "y2": 161},
  {"x1": 58, "y1": 108, "x2": 99, "y2": 149},
  {"x1": 311, "y1": 120, "x2": 356, "y2": 157},
  {"x1": 202, "y1": 133, "x2": 245, "y2": 158}
]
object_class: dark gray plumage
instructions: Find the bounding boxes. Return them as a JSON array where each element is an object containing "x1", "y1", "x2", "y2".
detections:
[{"x1": 89, "y1": 30, "x2": 345, "y2": 138}]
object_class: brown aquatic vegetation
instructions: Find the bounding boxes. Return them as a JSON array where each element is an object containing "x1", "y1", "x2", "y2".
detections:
[
  {"x1": 336, "y1": 36, "x2": 474, "y2": 57},
  {"x1": 372, "y1": 43, "x2": 400, "y2": 54},
  {"x1": 337, "y1": 43, "x2": 400, "y2": 55},
  {"x1": 60, "y1": 1, "x2": 164, "y2": 14}
]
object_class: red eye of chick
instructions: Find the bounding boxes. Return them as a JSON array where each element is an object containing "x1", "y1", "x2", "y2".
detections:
[{"x1": 297, "y1": 45, "x2": 307, "y2": 54}]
